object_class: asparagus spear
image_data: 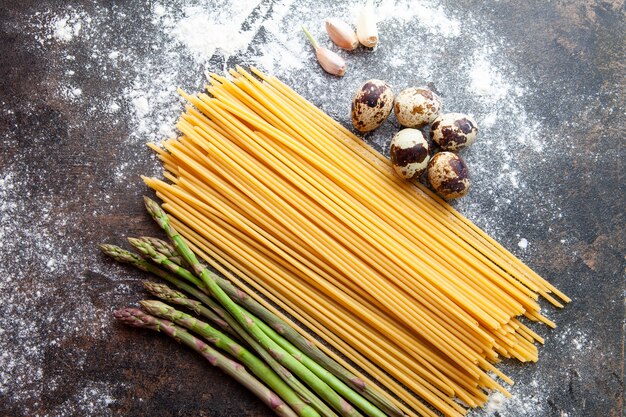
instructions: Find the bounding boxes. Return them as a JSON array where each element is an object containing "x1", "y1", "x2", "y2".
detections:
[
  {"x1": 135, "y1": 237, "x2": 402, "y2": 417},
  {"x1": 128, "y1": 237, "x2": 204, "y2": 288},
  {"x1": 143, "y1": 281, "x2": 236, "y2": 339},
  {"x1": 143, "y1": 197, "x2": 367, "y2": 417},
  {"x1": 113, "y1": 308, "x2": 297, "y2": 417},
  {"x1": 138, "y1": 237, "x2": 186, "y2": 267},
  {"x1": 143, "y1": 282, "x2": 338, "y2": 417},
  {"x1": 99, "y1": 244, "x2": 201, "y2": 298},
  {"x1": 100, "y1": 246, "x2": 334, "y2": 417},
  {"x1": 140, "y1": 300, "x2": 319, "y2": 417}
]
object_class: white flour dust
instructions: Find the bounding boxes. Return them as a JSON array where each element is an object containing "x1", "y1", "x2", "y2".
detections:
[
  {"x1": 518, "y1": 238, "x2": 529, "y2": 250},
  {"x1": 476, "y1": 382, "x2": 547, "y2": 417},
  {"x1": 2, "y1": 0, "x2": 586, "y2": 415}
]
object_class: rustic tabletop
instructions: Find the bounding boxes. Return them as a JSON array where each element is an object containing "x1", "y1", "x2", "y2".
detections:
[{"x1": 0, "y1": 1, "x2": 624, "y2": 416}]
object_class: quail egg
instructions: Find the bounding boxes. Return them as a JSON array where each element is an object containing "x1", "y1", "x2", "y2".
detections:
[
  {"x1": 351, "y1": 79, "x2": 394, "y2": 132},
  {"x1": 430, "y1": 113, "x2": 479, "y2": 151},
  {"x1": 394, "y1": 87, "x2": 442, "y2": 128},
  {"x1": 427, "y1": 152, "x2": 470, "y2": 199},
  {"x1": 389, "y1": 129, "x2": 430, "y2": 180}
]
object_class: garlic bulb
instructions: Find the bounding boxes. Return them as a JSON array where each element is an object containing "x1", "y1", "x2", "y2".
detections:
[
  {"x1": 325, "y1": 18, "x2": 359, "y2": 51},
  {"x1": 356, "y1": 0, "x2": 378, "y2": 48},
  {"x1": 302, "y1": 26, "x2": 347, "y2": 77}
]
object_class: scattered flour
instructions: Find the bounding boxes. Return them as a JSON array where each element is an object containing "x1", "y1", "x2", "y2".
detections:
[
  {"x1": 485, "y1": 391, "x2": 506, "y2": 412},
  {"x1": 131, "y1": 95, "x2": 150, "y2": 117},
  {"x1": 556, "y1": 326, "x2": 592, "y2": 353},
  {"x1": 377, "y1": 0, "x2": 461, "y2": 37},
  {"x1": 108, "y1": 102, "x2": 121, "y2": 113},
  {"x1": 474, "y1": 383, "x2": 547, "y2": 417},
  {"x1": 518, "y1": 238, "x2": 529, "y2": 249},
  {"x1": 52, "y1": 14, "x2": 83, "y2": 42},
  {"x1": 0, "y1": 167, "x2": 129, "y2": 415},
  {"x1": 168, "y1": 2, "x2": 261, "y2": 60}
]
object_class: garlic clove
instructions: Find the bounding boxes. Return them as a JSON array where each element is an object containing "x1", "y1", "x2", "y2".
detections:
[
  {"x1": 325, "y1": 18, "x2": 359, "y2": 51},
  {"x1": 315, "y1": 47, "x2": 347, "y2": 76},
  {"x1": 356, "y1": 0, "x2": 378, "y2": 48},
  {"x1": 302, "y1": 25, "x2": 347, "y2": 77}
]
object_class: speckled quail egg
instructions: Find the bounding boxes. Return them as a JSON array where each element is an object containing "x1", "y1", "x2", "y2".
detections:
[
  {"x1": 389, "y1": 129, "x2": 430, "y2": 180},
  {"x1": 351, "y1": 79, "x2": 394, "y2": 132},
  {"x1": 430, "y1": 113, "x2": 479, "y2": 151},
  {"x1": 427, "y1": 152, "x2": 470, "y2": 199},
  {"x1": 394, "y1": 87, "x2": 442, "y2": 128}
]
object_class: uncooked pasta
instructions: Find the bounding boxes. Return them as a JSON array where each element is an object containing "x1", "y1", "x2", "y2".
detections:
[{"x1": 143, "y1": 67, "x2": 569, "y2": 417}]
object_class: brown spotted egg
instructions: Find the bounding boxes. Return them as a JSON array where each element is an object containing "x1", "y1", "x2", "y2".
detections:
[
  {"x1": 390, "y1": 129, "x2": 430, "y2": 180},
  {"x1": 394, "y1": 87, "x2": 442, "y2": 128},
  {"x1": 430, "y1": 113, "x2": 478, "y2": 151},
  {"x1": 427, "y1": 152, "x2": 470, "y2": 199},
  {"x1": 351, "y1": 79, "x2": 394, "y2": 132}
]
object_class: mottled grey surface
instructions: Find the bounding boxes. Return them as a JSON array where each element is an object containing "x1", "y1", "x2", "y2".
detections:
[{"x1": 0, "y1": 1, "x2": 624, "y2": 416}]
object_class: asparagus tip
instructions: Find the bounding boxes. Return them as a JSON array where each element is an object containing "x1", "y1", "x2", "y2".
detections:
[
  {"x1": 143, "y1": 281, "x2": 187, "y2": 301},
  {"x1": 140, "y1": 237, "x2": 180, "y2": 260},
  {"x1": 127, "y1": 237, "x2": 152, "y2": 257},
  {"x1": 113, "y1": 307, "x2": 146, "y2": 327},
  {"x1": 143, "y1": 196, "x2": 162, "y2": 217},
  {"x1": 98, "y1": 243, "x2": 116, "y2": 254},
  {"x1": 140, "y1": 299, "x2": 175, "y2": 319},
  {"x1": 99, "y1": 243, "x2": 146, "y2": 268}
]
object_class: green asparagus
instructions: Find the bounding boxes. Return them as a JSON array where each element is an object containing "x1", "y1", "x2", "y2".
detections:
[
  {"x1": 102, "y1": 240, "x2": 393, "y2": 417},
  {"x1": 99, "y1": 244, "x2": 200, "y2": 295},
  {"x1": 138, "y1": 236, "x2": 186, "y2": 266},
  {"x1": 143, "y1": 281, "x2": 235, "y2": 339},
  {"x1": 142, "y1": 281, "x2": 338, "y2": 417},
  {"x1": 140, "y1": 300, "x2": 319, "y2": 417},
  {"x1": 113, "y1": 308, "x2": 297, "y2": 417},
  {"x1": 101, "y1": 245, "x2": 335, "y2": 417},
  {"x1": 210, "y1": 276, "x2": 403, "y2": 417}
]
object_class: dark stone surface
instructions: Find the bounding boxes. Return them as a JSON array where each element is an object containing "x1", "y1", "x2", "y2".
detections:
[{"x1": 0, "y1": 1, "x2": 623, "y2": 416}]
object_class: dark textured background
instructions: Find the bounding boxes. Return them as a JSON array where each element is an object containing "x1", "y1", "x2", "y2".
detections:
[{"x1": 0, "y1": 1, "x2": 624, "y2": 416}]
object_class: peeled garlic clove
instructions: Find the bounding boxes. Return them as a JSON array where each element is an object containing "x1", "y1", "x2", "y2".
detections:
[
  {"x1": 302, "y1": 25, "x2": 347, "y2": 77},
  {"x1": 316, "y1": 47, "x2": 347, "y2": 76},
  {"x1": 325, "y1": 18, "x2": 359, "y2": 51},
  {"x1": 356, "y1": 0, "x2": 378, "y2": 48}
]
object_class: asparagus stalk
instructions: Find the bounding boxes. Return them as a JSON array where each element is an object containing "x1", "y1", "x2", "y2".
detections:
[
  {"x1": 140, "y1": 300, "x2": 319, "y2": 417},
  {"x1": 143, "y1": 197, "x2": 367, "y2": 417},
  {"x1": 99, "y1": 244, "x2": 201, "y2": 297},
  {"x1": 208, "y1": 277, "x2": 402, "y2": 417},
  {"x1": 101, "y1": 245, "x2": 333, "y2": 417},
  {"x1": 143, "y1": 281, "x2": 235, "y2": 339},
  {"x1": 138, "y1": 236, "x2": 186, "y2": 267},
  {"x1": 113, "y1": 308, "x2": 297, "y2": 417},
  {"x1": 143, "y1": 281, "x2": 338, "y2": 417},
  {"x1": 128, "y1": 237, "x2": 204, "y2": 288},
  {"x1": 135, "y1": 237, "x2": 403, "y2": 417}
]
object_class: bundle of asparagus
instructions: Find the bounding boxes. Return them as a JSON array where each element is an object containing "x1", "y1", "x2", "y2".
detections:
[{"x1": 103, "y1": 197, "x2": 404, "y2": 417}]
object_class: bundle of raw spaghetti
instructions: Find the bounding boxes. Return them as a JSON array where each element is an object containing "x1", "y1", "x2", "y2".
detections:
[{"x1": 143, "y1": 67, "x2": 569, "y2": 417}]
